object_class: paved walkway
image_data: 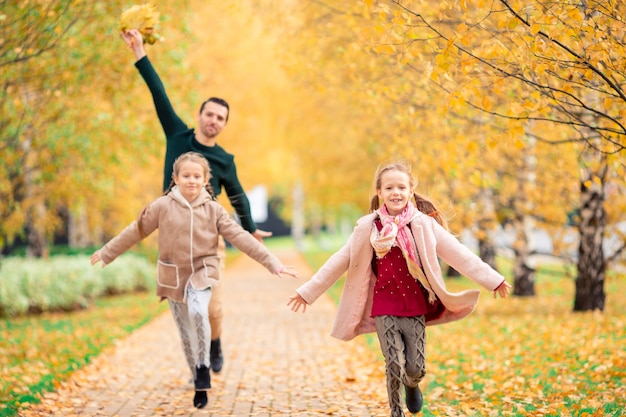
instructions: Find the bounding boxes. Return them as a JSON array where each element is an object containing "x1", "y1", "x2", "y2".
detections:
[{"x1": 20, "y1": 249, "x2": 389, "y2": 417}]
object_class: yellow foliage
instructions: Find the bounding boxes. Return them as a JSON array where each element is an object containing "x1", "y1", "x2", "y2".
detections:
[
  {"x1": 532, "y1": 62, "x2": 547, "y2": 76},
  {"x1": 505, "y1": 17, "x2": 519, "y2": 30},
  {"x1": 468, "y1": 171, "x2": 483, "y2": 187},
  {"x1": 530, "y1": 23, "x2": 541, "y2": 35},
  {"x1": 373, "y1": 44, "x2": 396, "y2": 54},
  {"x1": 513, "y1": 138, "x2": 526, "y2": 150},
  {"x1": 481, "y1": 94, "x2": 493, "y2": 112},
  {"x1": 449, "y1": 92, "x2": 466, "y2": 112},
  {"x1": 566, "y1": 7, "x2": 584, "y2": 24},
  {"x1": 119, "y1": 3, "x2": 161, "y2": 44}
]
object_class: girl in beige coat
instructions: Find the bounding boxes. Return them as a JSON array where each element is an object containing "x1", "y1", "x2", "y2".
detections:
[
  {"x1": 288, "y1": 161, "x2": 510, "y2": 416},
  {"x1": 92, "y1": 152, "x2": 297, "y2": 409}
]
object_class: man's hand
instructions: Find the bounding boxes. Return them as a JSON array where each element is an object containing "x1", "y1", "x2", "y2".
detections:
[
  {"x1": 120, "y1": 29, "x2": 147, "y2": 61},
  {"x1": 252, "y1": 229, "x2": 272, "y2": 243}
]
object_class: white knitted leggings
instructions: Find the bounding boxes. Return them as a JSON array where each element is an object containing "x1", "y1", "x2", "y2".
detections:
[
  {"x1": 375, "y1": 315, "x2": 426, "y2": 417},
  {"x1": 169, "y1": 285, "x2": 213, "y2": 379}
]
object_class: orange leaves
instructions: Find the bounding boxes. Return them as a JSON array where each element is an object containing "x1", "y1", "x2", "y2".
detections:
[{"x1": 423, "y1": 286, "x2": 626, "y2": 414}]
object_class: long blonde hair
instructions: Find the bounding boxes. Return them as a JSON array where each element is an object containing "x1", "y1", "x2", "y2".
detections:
[{"x1": 369, "y1": 160, "x2": 447, "y2": 229}]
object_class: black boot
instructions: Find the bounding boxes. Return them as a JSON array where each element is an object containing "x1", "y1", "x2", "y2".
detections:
[
  {"x1": 193, "y1": 391, "x2": 208, "y2": 409},
  {"x1": 195, "y1": 364, "x2": 211, "y2": 389},
  {"x1": 193, "y1": 364, "x2": 211, "y2": 408},
  {"x1": 405, "y1": 383, "x2": 423, "y2": 413},
  {"x1": 210, "y1": 338, "x2": 224, "y2": 373}
]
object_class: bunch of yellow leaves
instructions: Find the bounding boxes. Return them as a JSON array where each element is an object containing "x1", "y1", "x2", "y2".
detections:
[{"x1": 119, "y1": 3, "x2": 161, "y2": 45}]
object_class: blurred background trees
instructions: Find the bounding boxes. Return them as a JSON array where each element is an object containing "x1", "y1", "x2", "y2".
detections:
[{"x1": 1, "y1": 0, "x2": 624, "y2": 312}]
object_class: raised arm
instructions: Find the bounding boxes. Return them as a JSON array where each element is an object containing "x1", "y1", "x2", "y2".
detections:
[{"x1": 121, "y1": 29, "x2": 188, "y2": 138}]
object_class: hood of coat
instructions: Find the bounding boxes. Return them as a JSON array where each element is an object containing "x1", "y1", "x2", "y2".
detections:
[{"x1": 169, "y1": 186, "x2": 214, "y2": 208}]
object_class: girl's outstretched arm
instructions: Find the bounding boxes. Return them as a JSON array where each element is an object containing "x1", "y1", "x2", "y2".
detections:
[{"x1": 287, "y1": 293, "x2": 308, "y2": 313}]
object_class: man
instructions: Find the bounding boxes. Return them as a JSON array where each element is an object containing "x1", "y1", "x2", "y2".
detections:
[{"x1": 121, "y1": 29, "x2": 272, "y2": 373}]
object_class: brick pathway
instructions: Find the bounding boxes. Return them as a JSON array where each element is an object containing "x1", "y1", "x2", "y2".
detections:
[{"x1": 20, "y1": 249, "x2": 389, "y2": 417}]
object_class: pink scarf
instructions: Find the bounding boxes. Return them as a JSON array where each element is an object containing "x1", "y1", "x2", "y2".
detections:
[{"x1": 370, "y1": 202, "x2": 437, "y2": 303}]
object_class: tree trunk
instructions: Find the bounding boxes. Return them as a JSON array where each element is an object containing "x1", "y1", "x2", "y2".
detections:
[
  {"x1": 291, "y1": 183, "x2": 305, "y2": 251},
  {"x1": 573, "y1": 167, "x2": 606, "y2": 312},
  {"x1": 512, "y1": 213, "x2": 535, "y2": 296},
  {"x1": 513, "y1": 259, "x2": 535, "y2": 296},
  {"x1": 26, "y1": 224, "x2": 48, "y2": 258},
  {"x1": 68, "y1": 204, "x2": 93, "y2": 248},
  {"x1": 510, "y1": 128, "x2": 536, "y2": 296},
  {"x1": 478, "y1": 237, "x2": 497, "y2": 270},
  {"x1": 23, "y1": 130, "x2": 48, "y2": 258},
  {"x1": 477, "y1": 187, "x2": 498, "y2": 270}
]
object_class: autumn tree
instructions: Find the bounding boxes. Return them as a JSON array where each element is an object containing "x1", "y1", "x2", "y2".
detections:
[
  {"x1": 0, "y1": 1, "x2": 183, "y2": 256},
  {"x1": 278, "y1": 1, "x2": 527, "y2": 282},
  {"x1": 360, "y1": 0, "x2": 626, "y2": 310},
  {"x1": 1, "y1": 0, "x2": 89, "y2": 256}
]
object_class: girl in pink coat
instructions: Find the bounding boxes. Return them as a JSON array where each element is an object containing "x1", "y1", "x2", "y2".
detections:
[{"x1": 288, "y1": 160, "x2": 511, "y2": 416}]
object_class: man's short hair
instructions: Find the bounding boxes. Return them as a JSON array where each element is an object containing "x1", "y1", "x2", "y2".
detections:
[{"x1": 199, "y1": 97, "x2": 230, "y2": 122}]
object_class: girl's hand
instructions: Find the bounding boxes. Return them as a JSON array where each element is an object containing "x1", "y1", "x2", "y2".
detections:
[
  {"x1": 287, "y1": 293, "x2": 308, "y2": 313},
  {"x1": 275, "y1": 266, "x2": 298, "y2": 279},
  {"x1": 90, "y1": 250, "x2": 104, "y2": 268},
  {"x1": 494, "y1": 280, "x2": 512, "y2": 298}
]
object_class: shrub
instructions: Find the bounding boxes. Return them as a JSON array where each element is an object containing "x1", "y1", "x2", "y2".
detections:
[{"x1": 0, "y1": 254, "x2": 155, "y2": 317}]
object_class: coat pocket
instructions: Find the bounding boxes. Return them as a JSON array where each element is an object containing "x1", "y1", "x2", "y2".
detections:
[
  {"x1": 201, "y1": 256, "x2": 221, "y2": 281},
  {"x1": 157, "y1": 261, "x2": 180, "y2": 289}
]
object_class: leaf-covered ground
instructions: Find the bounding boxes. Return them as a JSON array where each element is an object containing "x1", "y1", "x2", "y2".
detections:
[
  {"x1": 2, "y1": 248, "x2": 625, "y2": 417},
  {"x1": 416, "y1": 273, "x2": 625, "y2": 416},
  {"x1": 0, "y1": 293, "x2": 169, "y2": 417},
  {"x1": 311, "y1": 248, "x2": 625, "y2": 417}
]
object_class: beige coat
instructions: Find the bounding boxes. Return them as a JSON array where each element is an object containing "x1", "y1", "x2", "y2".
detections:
[
  {"x1": 296, "y1": 211, "x2": 506, "y2": 341},
  {"x1": 99, "y1": 187, "x2": 282, "y2": 302}
]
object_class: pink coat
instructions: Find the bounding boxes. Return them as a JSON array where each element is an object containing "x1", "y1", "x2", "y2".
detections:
[{"x1": 296, "y1": 211, "x2": 505, "y2": 341}]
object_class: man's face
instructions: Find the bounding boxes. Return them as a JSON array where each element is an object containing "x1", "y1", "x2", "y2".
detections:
[{"x1": 198, "y1": 101, "x2": 228, "y2": 139}]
